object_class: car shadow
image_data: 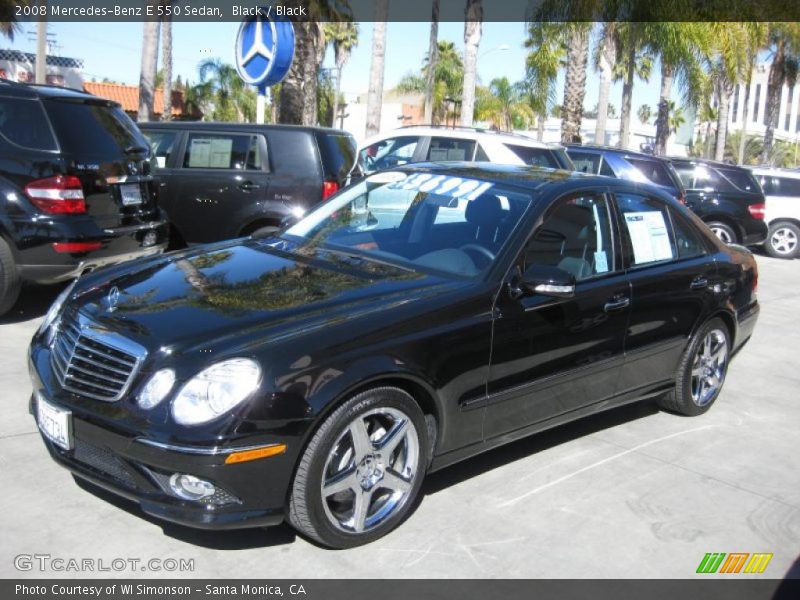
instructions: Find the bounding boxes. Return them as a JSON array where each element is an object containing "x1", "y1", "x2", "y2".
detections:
[{"x1": 0, "y1": 283, "x2": 66, "y2": 325}]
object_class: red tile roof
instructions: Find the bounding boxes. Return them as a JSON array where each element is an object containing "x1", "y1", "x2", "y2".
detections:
[{"x1": 83, "y1": 81, "x2": 190, "y2": 117}]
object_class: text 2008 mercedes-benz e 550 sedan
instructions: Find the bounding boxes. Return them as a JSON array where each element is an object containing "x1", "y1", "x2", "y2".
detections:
[{"x1": 29, "y1": 164, "x2": 759, "y2": 548}]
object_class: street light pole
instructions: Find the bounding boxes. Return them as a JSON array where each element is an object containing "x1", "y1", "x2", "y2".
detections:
[{"x1": 35, "y1": 1, "x2": 48, "y2": 84}]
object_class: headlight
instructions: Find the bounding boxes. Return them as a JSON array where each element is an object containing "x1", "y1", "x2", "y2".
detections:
[
  {"x1": 171, "y1": 358, "x2": 261, "y2": 426},
  {"x1": 38, "y1": 279, "x2": 77, "y2": 336},
  {"x1": 138, "y1": 369, "x2": 175, "y2": 409}
]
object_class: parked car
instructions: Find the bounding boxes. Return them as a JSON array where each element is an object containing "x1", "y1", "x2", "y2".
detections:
[
  {"x1": 357, "y1": 125, "x2": 573, "y2": 175},
  {"x1": 30, "y1": 164, "x2": 759, "y2": 548},
  {"x1": 0, "y1": 80, "x2": 168, "y2": 317},
  {"x1": 749, "y1": 167, "x2": 800, "y2": 259},
  {"x1": 669, "y1": 158, "x2": 768, "y2": 246},
  {"x1": 139, "y1": 122, "x2": 357, "y2": 245},
  {"x1": 566, "y1": 144, "x2": 685, "y2": 201}
]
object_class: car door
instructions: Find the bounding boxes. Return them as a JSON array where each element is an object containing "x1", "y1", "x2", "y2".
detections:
[
  {"x1": 672, "y1": 162, "x2": 721, "y2": 217},
  {"x1": 172, "y1": 131, "x2": 271, "y2": 243},
  {"x1": 483, "y1": 190, "x2": 631, "y2": 440},
  {"x1": 614, "y1": 191, "x2": 719, "y2": 396}
]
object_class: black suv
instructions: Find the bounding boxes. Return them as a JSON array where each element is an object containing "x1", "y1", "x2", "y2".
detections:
[
  {"x1": 669, "y1": 158, "x2": 768, "y2": 246},
  {"x1": 0, "y1": 81, "x2": 168, "y2": 316},
  {"x1": 138, "y1": 122, "x2": 357, "y2": 245},
  {"x1": 566, "y1": 145, "x2": 685, "y2": 202}
]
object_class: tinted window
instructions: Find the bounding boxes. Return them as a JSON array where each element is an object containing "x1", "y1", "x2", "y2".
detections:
[
  {"x1": 616, "y1": 193, "x2": 677, "y2": 266},
  {"x1": 669, "y1": 207, "x2": 707, "y2": 258},
  {"x1": 626, "y1": 157, "x2": 677, "y2": 189},
  {"x1": 0, "y1": 97, "x2": 57, "y2": 151},
  {"x1": 759, "y1": 176, "x2": 800, "y2": 197},
  {"x1": 567, "y1": 151, "x2": 601, "y2": 174},
  {"x1": 316, "y1": 132, "x2": 356, "y2": 182},
  {"x1": 718, "y1": 167, "x2": 761, "y2": 193},
  {"x1": 142, "y1": 130, "x2": 178, "y2": 168},
  {"x1": 182, "y1": 133, "x2": 261, "y2": 170},
  {"x1": 525, "y1": 194, "x2": 616, "y2": 281},
  {"x1": 599, "y1": 158, "x2": 616, "y2": 177},
  {"x1": 426, "y1": 137, "x2": 476, "y2": 161},
  {"x1": 361, "y1": 136, "x2": 418, "y2": 173},
  {"x1": 475, "y1": 143, "x2": 490, "y2": 162},
  {"x1": 504, "y1": 144, "x2": 559, "y2": 168},
  {"x1": 44, "y1": 99, "x2": 147, "y2": 157}
]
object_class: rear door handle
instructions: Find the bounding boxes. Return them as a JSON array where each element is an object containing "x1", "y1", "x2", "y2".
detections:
[
  {"x1": 239, "y1": 181, "x2": 261, "y2": 191},
  {"x1": 690, "y1": 277, "x2": 708, "y2": 290},
  {"x1": 604, "y1": 296, "x2": 630, "y2": 312}
]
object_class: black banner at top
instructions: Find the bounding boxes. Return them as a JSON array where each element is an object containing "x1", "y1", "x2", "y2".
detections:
[{"x1": 6, "y1": 0, "x2": 800, "y2": 23}]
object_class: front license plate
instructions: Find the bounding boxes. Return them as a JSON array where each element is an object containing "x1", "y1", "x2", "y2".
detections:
[
  {"x1": 120, "y1": 184, "x2": 143, "y2": 206},
  {"x1": 36, "y1": 394, "x2": 73, "y2": 451}
]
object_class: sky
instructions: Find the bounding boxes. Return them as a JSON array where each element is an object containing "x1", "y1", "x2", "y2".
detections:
[{"x1": 5, "y1": 20, "x2": 664, "y2": 113}]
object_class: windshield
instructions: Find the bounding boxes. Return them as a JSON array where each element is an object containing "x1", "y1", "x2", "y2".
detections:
[{"x1": 283, "y1": 171, "x2": 535, "y2": 279}]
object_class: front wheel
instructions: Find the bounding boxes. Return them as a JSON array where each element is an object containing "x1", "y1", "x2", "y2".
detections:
[
  {"x1": 288, "y1": 387, "x2": 429, "y2": 548},
  {"x1": 764, "y1": 221, "x2": 800, "y2": 259},
  {"x1": 657, "y1": 318, "x2": 730, "y2": 416}
]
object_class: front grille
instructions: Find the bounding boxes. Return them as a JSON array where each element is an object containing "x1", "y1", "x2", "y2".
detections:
[
  {"x1": 50, "y1": 315, "x2": 143, "y2": 402},
  {"x1": 72, "y1": 440, "x2": 138, "y2": 489}
]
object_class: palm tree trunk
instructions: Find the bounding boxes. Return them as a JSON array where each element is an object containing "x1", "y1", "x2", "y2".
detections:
[
  {"x1": 365, "y1": 1, "x2": 389, "y2": 138},
  {"x1": 762, "y1": 40, "x2": 785, "y2": 164},
  {"x1": 561, "y1": 25, "x2": 589, "y2": 144},
  {"x1": 160, "y1": 6, "x2": 173, "y2": 122},
  {"x1": 138, "y1": 19, "x2": 160, "y2": 122},
  {"x1": 595, "y1": 24, "x2": 616, "y2": 145},
  {"x1": 715, "y1": 82, "x2": 733, "y2": 162},
  {"x1": 738, "y1": 79, "x2": 752, "y2": 164},
  {"x1": 618, "y1": 43, "x2": 636, "y2": 149},
  {"x1": 279, "y1": 24, "x2": 308, "y2": 125},
  {"x1": 423, "y1": 0, "x2": 440, "y2": 124},
  {"x1": 301, "y1": 23, "x2": 325, "y2": 126},
  {"x1": 461, "y1": 0, "x2": 483, "y2": 127},
  {"x1": 537, "y1": 114, "x2": 545, "y2": 140},
  {"x1": 654, "y1": 63, "x2": 674, "y2": 156},
  {"x1": 332, "y1": 65, "x2": 343, "y2": 129}
]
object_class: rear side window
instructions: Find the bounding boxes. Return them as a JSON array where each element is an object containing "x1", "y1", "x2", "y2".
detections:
[
  {"x1": 44, "y1": 99, "x2": 147, "y2": 157},
  {"x1": 142, "y1": 130, "x2": 178, "y2": 168},
  {"x1": 616, "y1": 193, "x2": 677, "y2": 266},
  {"x1": 669, "y1": 207, "x2": 707, "y2": 258},
  {"x1": 361, "y1": 136, "x2": 419, "y2": 173},
  {"x1": 182, "y1": 133, "x2": 263, "y2": 170},
  {"x1": 626, "y1": 157, "x2": 677, "y2": 189},
  {"x1": 316, "y1": 132, "x2": 356, "y2": 182},
  {"x1": 0, "y1": 97, "x2": 57, "y2": 151},
  {"x1": 568, "y1": 151, "x2": 601, "y2": 174},
  {"x1": 718, "y1": 167, "x2": 761, "y2": 193},
  {"x1": 759, "y1": 176, "x2": 800, "y2": 197},
  {"x1": 503, "y1": 144, "x2": 559, "y2": 168},
  {"x1": 426, "y1": 137, "x2": 476, "y2": 161}
]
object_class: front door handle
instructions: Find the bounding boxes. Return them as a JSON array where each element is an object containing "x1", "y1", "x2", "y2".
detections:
[
  {"x1": 239, "y1": 181, "x2": 261, "y2": 191},
  {"x1": 690, "y1": 277, "x2": 708, "y2": 290},
  {"x1": 604, "y1": 296, "x2": 630, "y2": 313}
]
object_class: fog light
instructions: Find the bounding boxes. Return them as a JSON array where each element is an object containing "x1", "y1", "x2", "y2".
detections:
[{"x1": 169, "y1": 473, "x2": 215, "y2": 501}]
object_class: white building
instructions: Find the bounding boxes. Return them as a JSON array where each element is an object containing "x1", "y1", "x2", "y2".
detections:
[{"x1": 0, "y1": 49, "x2": 84, "y2": 90}]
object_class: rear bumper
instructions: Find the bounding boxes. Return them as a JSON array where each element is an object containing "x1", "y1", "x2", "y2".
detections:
[
  {"x1": 733, "y1": 300, "x2": 759, "y2": 356},
  {"x1": 741, "y1": 221, "x2": 768, "y2": 246}
]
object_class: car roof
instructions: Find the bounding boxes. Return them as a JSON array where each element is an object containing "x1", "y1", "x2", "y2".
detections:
[
  {"x1": 668, "y1": 156, "x2": 750, "y2": 171},
  {"x1": 139, "y1": 121, "x2": 351, "y2": 135},
  {"x1": 0, "y1": 79, "x2": 118, "y2": 104},
  {"x1": 566, "y1": 144, "x2": 669, "y2": 161},
  {"x1": 748, "y1": 166, "x2": 800, "y2": 179},
  {"x1": 361, "y1": 125, "x2": 559, "y2": 149}
]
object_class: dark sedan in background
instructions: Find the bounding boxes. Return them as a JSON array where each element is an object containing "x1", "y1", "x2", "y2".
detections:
[{"x1": 29, "y1": 164, "x2": 759, "y2": 548}]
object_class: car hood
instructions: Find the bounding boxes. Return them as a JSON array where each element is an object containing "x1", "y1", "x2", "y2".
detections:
[{"x1": 69, "y1": 238, "x2": 460, "y2": 353}]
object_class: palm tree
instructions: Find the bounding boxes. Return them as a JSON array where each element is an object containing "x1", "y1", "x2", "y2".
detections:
[
  {"x1": 365, "y1": 0, "x2": 390, "y2": 137},
  {"x1": 396, "y1": 40, "x2": 464, "y2": 125},
  {"x1": 324, "y1": 22, "x2": 359, "y2": 129},
  {"x1": 160, "y1": 2, "x2": 174, "y2": 121},
  {"x1": 460, "y1": 0, "x2": 483, "y2": 127},
  {"x1": 423, "y1": 0, "x2": 440, "y2": 124},
  {"x1": 1, "y1": 0, "x2": 30, "y2": 40},
  {"x1": 737, "y1": 24, "x2": 768, "y2": 164},
  {"x1": 561, "y1": 23, "x2": 591, "y2": 144},
  {"x1": 761, "y1": 24, "x2": 800, "y2": 163},
  {"x1": 198, "y1": 59, "x2": 255, "y2": 122},
  {"x1": 138, "y1": 20, "x2": 161, "y2": 121},
  {"x1": 637, "y1": 104, "x2": 652, "y2": 125},
  {"x1": 615, "y1": 23, "x2": 651, "y2": 149},
  {"x1": 523, "y1": 22, "x2": 566, "y2": 141},
  {"x1": 474, "y1": 78, "x2": 534, "y2": 131},
  {"x1": 594, "y1": 23, "x2": 617, "y2": 146},
  {"x1": 668, "y1": 101, "x2": 685, "y2": 135}
]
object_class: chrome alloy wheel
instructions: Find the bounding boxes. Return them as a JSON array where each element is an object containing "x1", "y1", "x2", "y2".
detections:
[
  {"x1": 710, "y1": 226, "x2": 733, "y2": 244},
  {"x1": 320, "y1": 407, "x2": 420, "y2": 533},
  {"x1": 770, "y1": 226, "x2": 798, "y2": 256},
  {"x1": 691, "y1": 328, "x2": 729, "y2": 406}
]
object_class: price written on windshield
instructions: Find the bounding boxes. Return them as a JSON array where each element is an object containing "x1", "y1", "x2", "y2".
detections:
[{"x1": 387, "y1": 173, "x2": 495, "y2": 200}]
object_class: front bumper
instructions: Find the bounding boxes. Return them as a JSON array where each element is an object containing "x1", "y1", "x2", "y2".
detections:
[{"x1": 28, "y1": 343, "x2": 300, "y2": 531}]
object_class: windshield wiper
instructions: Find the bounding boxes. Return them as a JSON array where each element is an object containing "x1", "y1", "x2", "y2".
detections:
[
  {"x1": 321, "y1": 247, "x2": 414, "y2": 273},
  {"x1": 123, "y1": 144, "x2": 149, "y2": 155}
]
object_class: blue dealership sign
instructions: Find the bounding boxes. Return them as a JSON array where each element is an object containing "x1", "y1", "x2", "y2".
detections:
[{"x1": 235, "y1": 13, "x2": 295, "y2": 89}]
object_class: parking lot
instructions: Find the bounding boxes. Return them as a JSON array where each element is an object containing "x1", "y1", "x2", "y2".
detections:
[{"x1": 1, "y1": 253, "x2": 798, "y2": 579}]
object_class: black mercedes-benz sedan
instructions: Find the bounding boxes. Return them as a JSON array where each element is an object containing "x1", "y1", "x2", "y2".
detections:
[{"x1": 29, "y1": 164, "x2": 759, "y2": 548}]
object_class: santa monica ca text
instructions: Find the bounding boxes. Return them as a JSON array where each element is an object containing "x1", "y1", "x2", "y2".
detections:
[{"x1": 16, "y1": 584, "x2": 307, "y2": 596}]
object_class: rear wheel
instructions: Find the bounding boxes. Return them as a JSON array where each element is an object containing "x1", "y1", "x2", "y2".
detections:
[
  {"x1": 288, "y1": 387, "x2": 429, "y2": 548},
  {"x1": 707, "y1": 221, "x2": 738, "y2": 245},
  {"x1": 657, "y1": 318, "x2": 730, "y2": 416},
  {"x1": 764, "y1": 221, "x2": 800, "y2": 259},
  {"x1": 0, "y1": 237, "x2": 21, "y2": 317}
]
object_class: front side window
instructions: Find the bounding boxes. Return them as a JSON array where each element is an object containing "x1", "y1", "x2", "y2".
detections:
[
  {"x1": 182, "y1": 133, "x2": 261, "y2": 170},
  {"x1": 143, "y1": 130, "x2": 178, "y2": 168},
  {"x1": 283, "y1": 171, "x2": 534, "y2": 279},
  {"x1": 426, "y1": 137, "x2": 476, "y2": 161},
  {"x1": 616, "y1": 193, "x2": 677, "y2": 266},
  {"x1": 567, "y1": 151, "x2": 601, "y2": 175},
  {"x1": 626, "y1": 157, "x2": 677, "y2": 189},
  {"x1": 524, "y1": 194, "x2": 616, "y2": 281},
  {"x1": 759, "y1": 176, "x2": 800, "y2": 197},
  {"x1": 360, "y1": 136, "x2": 419, "y2": 174}
]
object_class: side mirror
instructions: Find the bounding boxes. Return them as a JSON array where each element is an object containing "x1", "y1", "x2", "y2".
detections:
[{"x1": 519, "y1": 265, "x2": 576, "y2": 298}]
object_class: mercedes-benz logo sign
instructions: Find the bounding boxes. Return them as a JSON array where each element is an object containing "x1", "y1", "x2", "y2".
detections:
[
  {"x1": 235, "y1": 15, "x2": 279, "y2": 86},
  {"x1": 106, "y1": 286, "x2": 120, "y2": 313}
]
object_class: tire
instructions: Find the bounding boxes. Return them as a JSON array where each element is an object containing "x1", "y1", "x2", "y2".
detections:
[
  {"x1": 707, "y1": 221, "x2": 738, "y2": 245},
  {"x1": 657, "y1": 318, "x2": 731, "y2": 416},
  {"x1": 288, "y1": 387, "x2": 429, "y2": 548},
  {"x1": 0, "y1": 237, "x2": 21, "y2": 317},
  {"x1": 764, "y1": 221, "x2": 800, "y2": 259}
]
